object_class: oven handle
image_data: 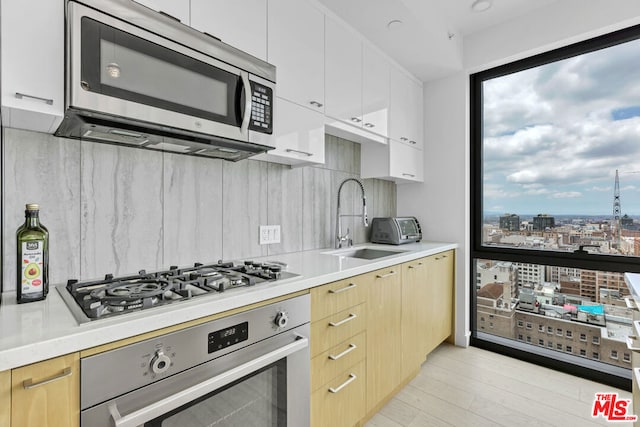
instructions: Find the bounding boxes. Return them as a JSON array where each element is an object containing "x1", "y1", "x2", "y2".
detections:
[{"x1": 108, "y1": 335, "x2": 309, "y2": 427}]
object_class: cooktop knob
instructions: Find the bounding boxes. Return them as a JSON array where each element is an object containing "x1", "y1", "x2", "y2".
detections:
[
  {"x1": 150, "y1": 350, "x2": 171, "y2": 375},
  {"x1": 274, "y1": 311, "x2": 289, "y2": 328}
]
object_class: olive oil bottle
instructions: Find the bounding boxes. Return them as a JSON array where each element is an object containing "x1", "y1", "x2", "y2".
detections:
[{"x1": 16, "y1": 204, "x2": 49, "y2": 303}]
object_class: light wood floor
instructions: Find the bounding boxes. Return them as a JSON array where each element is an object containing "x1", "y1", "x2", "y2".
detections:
[{"x1": 365, "y1": 343, "x2": 634, "y2": 427}]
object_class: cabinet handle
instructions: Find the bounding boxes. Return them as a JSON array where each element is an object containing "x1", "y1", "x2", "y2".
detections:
[
  {"x1": 15, "y1": 92, "x2": 53, "y2": 105},
  {"x1": 409, "y1": 140, "x2": 417, "y2": 145},
  {"x1": 309, "y1": 100, "x2": 323, "y2": 108},
  {"x1": 626, "y1": 335, "x2": 640, "y2": 352},
  {"x1": 285, "y1": 148, "x2": 313, "y2": 157},
  {"x1": 328, "y1": 343, "x2": 357, "y2": 361},
  {"x1": 400, "y1": 137, "x2": 409, "y2": 141},
  {"x1": 625, "y1": 297, "x2": 637, "y2": 310},
  {"x1": 350, "y1": 117, "x2": 362, "y2": 123},
  {"x1": 408, "y1": 262, "x2": 423, "y2": 269},
  {"x1": 329, "y1": 313, "x2": 357, "y2": 327},
  {"x1": 402, "y1": 173, "x2": 415, "y2": 178},
  {"x1": 23, "y1": 367, "x2": 72, "y2": 389},
  {"x1": 329, "y1": 283, "x2": 357, "y2": 294},
  {"x1": 376, "y1": 271, "x2": 397, "y2": 279},
  {"x1": 364, "y1": 123, "x2": 375, "y2": 128},
  {"x1": 328, "y1": 373, "x2": 357, "y2": 393}
]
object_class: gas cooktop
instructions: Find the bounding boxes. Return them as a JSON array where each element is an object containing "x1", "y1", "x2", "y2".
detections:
[{"x1": 57, "y1": 260, "x2": 299, "y2": 323}]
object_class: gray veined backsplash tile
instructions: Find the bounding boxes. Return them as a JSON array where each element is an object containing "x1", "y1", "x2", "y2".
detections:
[
  {"x1": 266, "y1": 162, "x2": 303, "y2": 255},
  {"x1": 2, "y1": 128, "x2": 81, "y2": 291},
  {"x1": 163, "y1": 153, "x2": 224, "y2": 267},
  {"x1": 80, "y1": 142, "x2": 163, "y2": 279},
  {"x1": 302, "y1": 167, "x2": 333, "y2": 250},
  {"x1": 222, "y1": 159, "x2": 268, "y2": 260}
]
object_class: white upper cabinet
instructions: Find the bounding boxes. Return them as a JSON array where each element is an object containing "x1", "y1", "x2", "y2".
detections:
[
  {"x1": 389, "y1": 66, "x2": 423, "y2": 149},
  {"x1": 253, "y1": 97, "x2": 325, "y2": 166},
  {"x1": 268, "y1": 0, "x2": 324, "y2": 113},
  {"x1": 190, "y1": 0, "x2": 267, "y2": 60},
  {"x1": 133, "y1": 0, "x2": 190, "y2": 25},
  {"x1": 361, "y1": 139, "x2": 424, "y2": 183},
  {"x1": 362, "y1": 45, "x2": 389, "y2": 138},
  {"x1": 1, "y1": 0, "x2": 64, "y2": 133},
  {"x1": 325, "y1": 16, "x2": 362, "y2": 127}
]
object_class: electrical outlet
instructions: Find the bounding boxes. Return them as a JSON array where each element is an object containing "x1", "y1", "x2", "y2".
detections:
[{"x1": 259, "y1": 225, "x2": 281, "y2": 245}]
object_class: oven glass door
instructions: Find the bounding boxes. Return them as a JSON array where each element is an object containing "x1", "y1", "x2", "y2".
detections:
[
  {"x1": 145, "y1": 360, "x2": 286, "y2": 427},
  {"x1": 80, "y1": 17, "x2": 243, "y2": 127}
]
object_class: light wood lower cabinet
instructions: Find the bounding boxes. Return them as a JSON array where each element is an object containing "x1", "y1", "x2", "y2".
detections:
[
  {"x1": 311, "y1": 361, "x2": 366, "y2": 427},
  {"x1": 426, "y1": 250, "x2": 455, "y2": 354},
  {"x1": 10, "y1": 352, "x2": 79, "y2": 427},
  {"x1": 401, "y1": 257, "x2": 430, "y2": 380},
  {"x1": 1, "y1": 370, "x2": 10, "y2": 426},
  {"x1": 365, "y1": 266, "x2": 402, "y2": 414}
]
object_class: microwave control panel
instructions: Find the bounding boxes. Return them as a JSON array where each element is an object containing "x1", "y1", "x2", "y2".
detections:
[{"x1": 249, "y1": 81, "x2": 273, "y2": 134}]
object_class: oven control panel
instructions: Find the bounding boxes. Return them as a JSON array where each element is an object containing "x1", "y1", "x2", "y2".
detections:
[{"x1": 208, "y1": 321, "x2": 249, "y2": 353}]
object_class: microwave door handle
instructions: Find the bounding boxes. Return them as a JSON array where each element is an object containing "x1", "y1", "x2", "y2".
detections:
[
  {"x1": 240, "y1": 72, "x2": 252, "y2": 137},
  {"x1": 108, "y1": 336, "x2": 309, "y2": 427}
]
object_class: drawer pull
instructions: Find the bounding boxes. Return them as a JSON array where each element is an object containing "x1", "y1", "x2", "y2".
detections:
[
  {"x1": 23, "y1": 367, "x2": 72, "y2": 389},
  {"x1": 309, "y1": 100, "x2": 323, "y2": 108},
  {"x1": 328, "y1": 373, "x2": 357, "y2": 394},
  {"x1": 625, "y1": 297, "x2": 637, "y2": 310},
  {"x1": 626, "y1": 335, "x2": 640, "y2": 352},
  {"x1": 402, "y1": 173, "x2": 415, "y2": 178},
  {"x1": 285, "y1": 148, "x2": 313, "y2": 157},
  {"x1": 328, "y1": 283, "x2": 357, "y2": 294},
  {"x1": 408, "y1": 262, "x2": 423, "y2": 269},
  {"x1": 376, "y1": 271, "x2": 397, "y2": 279},
  {"x1": 328, "y1": 344, "x2": 357, "y2": 361},
  {"x1": 15, "y1": 92, "x2": 54, "y2": 105},
  {"x1": 329, "y1": 313, "x2": 357, "y2": 327}
]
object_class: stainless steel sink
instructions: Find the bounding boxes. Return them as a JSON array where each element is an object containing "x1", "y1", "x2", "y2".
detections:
[{"x1": 326, "y1": 247, "x2": 407, "y2": 260}]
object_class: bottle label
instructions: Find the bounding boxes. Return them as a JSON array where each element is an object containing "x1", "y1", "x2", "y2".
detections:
[{"x1": 21, "y1": 240, "x2": 44, "y2": 295}]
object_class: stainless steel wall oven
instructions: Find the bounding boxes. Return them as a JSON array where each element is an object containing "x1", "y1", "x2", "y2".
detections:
[{"x1": 80, "y1": 294, "x2": 310, "y2": 426}]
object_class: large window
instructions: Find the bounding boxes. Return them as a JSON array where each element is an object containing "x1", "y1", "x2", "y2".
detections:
[{"x1": 471, "y1": 24, "x2": 640, "y2": 389}]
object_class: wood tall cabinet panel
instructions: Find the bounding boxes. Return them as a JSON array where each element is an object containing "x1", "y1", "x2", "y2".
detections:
[
  {"x1": 401, "y1": 257, "x2": 430, "y2": 380},
  {"x1": 0, "y1": 370, "x2": 10, "y2": 426},
  {"x1": 425, "y1": 250, "x2": 455, "y2": 354},
  {"x1": 11, "y1": 353, "x2": 80, "y2": 427},
  {"x1": 310, "y1": 275, "x2": 368, "y2": 427},
  {"x1": 365, "y1": 266, "x2": 402, "y2": 414}
]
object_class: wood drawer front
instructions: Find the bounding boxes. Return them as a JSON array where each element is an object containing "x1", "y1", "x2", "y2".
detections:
[
  {"x1": 311, "y1": 304, "x2": 366, "y2": 357},
  {"x1": 311, "y1": 360, "x2": 366, "y2": 427},
  {"x1": 311, "y1": 332, "x2": 366, "y2": 391},
  {"x1": 311, "y1": 277, "x2": 367, "y2": 322}
]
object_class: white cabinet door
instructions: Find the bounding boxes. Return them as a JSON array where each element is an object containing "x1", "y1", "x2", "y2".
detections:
[
  {"x1": 389, "y1": 140, "x2": 423, "y2": 182},
  {"x1": 268, "y1": 0, "x2": 324, "y2": 113},
  {"x1": 325, "y1": 16, "x2": 362, "y2": 127},
  {"x1": 389, "y1": 66, "x2": 423, "y2": 149},
  {"x1": 361, "y1": 139, "x2": 423, "y2": 183},
  {"x1": 253, "y1": 97, "x2": 325, "y2": 166},
  {"x1": 1, "y1": 0, "x2": 64, "y2": 133},
  {"x1": 190, "y1": 0, "x2": 267, "y2": 60},
  {"x1": 133, "y1": 0, "x2": 190, "y2": 25},
  {"x1": 362, "y1": 45, "x2": 389, "y2": 138}
]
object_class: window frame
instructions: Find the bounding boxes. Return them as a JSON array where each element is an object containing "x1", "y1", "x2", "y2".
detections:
[{"x1": 469, "y1": 23, "x2": 640, "y2": 392}]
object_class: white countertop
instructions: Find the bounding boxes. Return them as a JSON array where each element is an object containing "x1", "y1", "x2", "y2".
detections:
[{"x1": 0, "y1": 241, "x2": 456, "y2": 371}]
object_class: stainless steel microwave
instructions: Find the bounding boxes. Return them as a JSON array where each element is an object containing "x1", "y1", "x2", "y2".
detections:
[{"x1": 55, "y1": 0, "x2": 276, "y2": 161}]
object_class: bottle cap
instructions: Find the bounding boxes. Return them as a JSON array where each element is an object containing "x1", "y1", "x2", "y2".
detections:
[{"x1": 25, "y1": 203, "x2": 40, "y2": 211}]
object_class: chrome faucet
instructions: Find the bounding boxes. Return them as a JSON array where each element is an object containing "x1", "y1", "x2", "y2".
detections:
[{"x1": 335, "y1": 178, "x2": 368, "y2": 248}]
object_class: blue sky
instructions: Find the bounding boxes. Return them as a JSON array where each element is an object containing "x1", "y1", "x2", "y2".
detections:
[{"x1": 483, "y1": 37, "x2": 640, "y2": 216}]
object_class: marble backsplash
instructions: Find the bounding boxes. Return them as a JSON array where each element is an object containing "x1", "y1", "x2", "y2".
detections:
[{"x1": 1, "y1": 128, "x2": 396, "y2": 291}]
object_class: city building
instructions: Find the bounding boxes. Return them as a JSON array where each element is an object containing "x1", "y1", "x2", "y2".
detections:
[
  {"x1": 499, "y1": 214, "x2": 520, "y2": 231},
  {"x1": 532, "y1": 214, "x2": 555, "y2": 231}
]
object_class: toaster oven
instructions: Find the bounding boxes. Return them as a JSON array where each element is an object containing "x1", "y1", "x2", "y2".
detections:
[{"x1": 370, "y1": 217, "x2": 422, "y2": 245}]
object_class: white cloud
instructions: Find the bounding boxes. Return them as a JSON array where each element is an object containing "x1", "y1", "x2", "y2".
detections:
[{"x1": 551, "y1": 192, "x2": 582, "y2": 199}]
